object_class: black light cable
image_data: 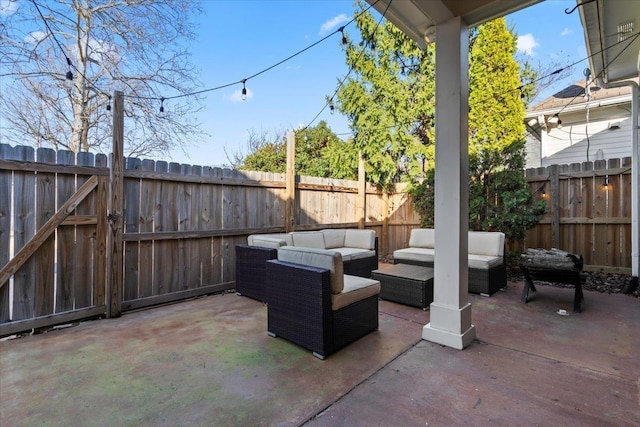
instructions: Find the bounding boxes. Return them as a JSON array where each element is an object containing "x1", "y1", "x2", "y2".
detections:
[
  {"x1": 303, "y1": 0, "x2": 393, "y2": 130},
  {"x1": 130, "y1": 0, "x2": 381, "y2": 105},
  {"x1": 30, "y1": 0, "x2": 111, "y2": 103}
]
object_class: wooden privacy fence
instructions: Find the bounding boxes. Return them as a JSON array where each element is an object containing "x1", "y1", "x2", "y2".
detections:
[
  {"x1": 2, "y1": 140, "x2": 632, "y2": 335},
  {"x1": 0, "y1": 143, "x2": 419, "y2": 336},
  {"x1": 524, "y1": 157, "x2": 633, "y2": 272}
]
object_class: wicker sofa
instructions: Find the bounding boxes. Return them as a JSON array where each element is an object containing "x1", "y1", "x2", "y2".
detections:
[
  {"x1": 235, "y1": 229, "x2": 378, "y2": 302},
  {"x1": 392, "y1": 228, "x2": 506, "y2": 295},
  {"x1": 266, "y1": 246, "x2": 380, "y2": 359}
]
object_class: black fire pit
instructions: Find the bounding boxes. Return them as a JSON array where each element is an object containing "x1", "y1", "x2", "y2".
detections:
[{"x1": 519, "y1": 248, "x2": 585, "y2": 313}]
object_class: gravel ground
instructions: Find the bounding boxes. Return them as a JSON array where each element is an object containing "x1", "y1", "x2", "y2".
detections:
[{"x1": 507, "y1": 267, "x2": 639, "y2": 298}]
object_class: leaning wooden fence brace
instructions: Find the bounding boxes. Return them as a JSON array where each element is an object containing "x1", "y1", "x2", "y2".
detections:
[{"x1": 0, "y1": 176, "x2": 99, "y2": 288}]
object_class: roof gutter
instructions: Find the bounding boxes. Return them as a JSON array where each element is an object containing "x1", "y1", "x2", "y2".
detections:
[{"x1": 524, "y1": 95, "x2": 632, "y2": 119}]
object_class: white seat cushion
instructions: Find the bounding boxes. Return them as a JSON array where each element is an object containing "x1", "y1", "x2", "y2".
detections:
[
  {"x1": 393, "y1": 247, "x2": 435, "y2": 264},
  {"x1": 248, "y1": 233, "x2": 293, "y2": 246},
  {"x1": 331, "y1": 275, "x2": 380, "y2": 311},
  {"x1": 248, "y1": 236, "x2": 287, "y2": 249},
  {"x1": 277, "y1": 246, "x2": 343, "y2": 294},
  {"x1": 332, "y1": 248, "x2": 376, "y2": 262},
  {"x1": 468, "y1": 254, "x2": 503, "y2": 270}
]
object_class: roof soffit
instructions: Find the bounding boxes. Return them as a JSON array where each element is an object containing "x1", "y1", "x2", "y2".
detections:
[
  {"x1": 368, "y1": 0, "x2": 543, "y2": 48},
  {"x1": 578, "y1": 0, "x2": 640, "y2": 84}
]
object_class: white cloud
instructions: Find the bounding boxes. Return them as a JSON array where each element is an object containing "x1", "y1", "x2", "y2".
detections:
[
  {"x1": 319, "y1": 13, "x2": 350, "y2": 36},
  {"x1": 24, "y1": 30, "x2": 46, "y2": 44},
  {"x1": 229, "y1": 87, "x2": 253, "y2": 102},
  {"x1": 0, "y1": 0, "x2": 18, "y2": 16},
  {"x1": 561, "y1": 28, "x2": 572, "y2": 36},
  {"x1": 517, "y1": 33, "x2": 539, "y2": 56}
]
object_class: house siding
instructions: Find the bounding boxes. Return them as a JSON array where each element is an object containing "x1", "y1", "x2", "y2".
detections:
[
  {"x1": 540, "y1": 115, "x2": 634, "y2": 167},
  {"x1": 524, "y1": 79, "x2": 635, "y2": 168}
]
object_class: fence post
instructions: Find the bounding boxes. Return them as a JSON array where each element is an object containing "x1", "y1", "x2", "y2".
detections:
[
  {"x1": 357, "y1": 152, "x2": 366, "y2": 229},
  {"x1": 550, "y1": 164, "x2": 560, "y2": 248},
  {"x1": 285, "y1": 131, "x2": 295, "y2": 232},
  {"x1": 106, "y1": 91, "x2": 124, "y2": 318},
  {"x1": 382, "y1": 192, "x2": 390, "y2": 257}
]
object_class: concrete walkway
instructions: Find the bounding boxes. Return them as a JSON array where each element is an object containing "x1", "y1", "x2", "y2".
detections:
[{"x1": 1, "y1": 280, "x2": 638, "y2": 426}]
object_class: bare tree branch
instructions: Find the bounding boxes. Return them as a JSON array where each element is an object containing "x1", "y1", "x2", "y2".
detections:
[{"x1": 0, "y1": 0, "x2": 205, "y2": 156}]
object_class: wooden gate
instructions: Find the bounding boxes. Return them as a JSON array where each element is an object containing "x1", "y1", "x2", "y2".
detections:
[{"x1": 0, "y1": 144, "x2": 109, "y2": 337}]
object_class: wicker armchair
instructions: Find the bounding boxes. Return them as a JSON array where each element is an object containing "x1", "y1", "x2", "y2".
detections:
[{"x1": 266, "y1": 247, "x2": 380, "y2": 359}]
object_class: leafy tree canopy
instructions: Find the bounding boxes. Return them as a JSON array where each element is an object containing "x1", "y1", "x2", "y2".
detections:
[{"x1": 239, "y1": 121, "x2": 357, "y2": 180}]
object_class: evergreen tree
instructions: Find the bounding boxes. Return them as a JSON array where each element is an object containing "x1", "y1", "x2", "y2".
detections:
[
  {"x1": 468, "y1": 18, "x2": 545, "y2": 239},
  {"x1": 411, "y1": 18, "x2": 545, "y2": 242},
  {"x1": 334, "y1": 0, "x2": 435, "y2": 190}
]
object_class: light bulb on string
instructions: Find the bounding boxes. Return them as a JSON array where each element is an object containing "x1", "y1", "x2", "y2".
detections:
[
  {"x1": 159, "y1": 97, "x2": 165, "y2": 113},
  {"x1": 65, "y1": 57, "x2": 73, "y2": 80},
  {"x1": 339, "y1": 26, "x2": 347, "y2": 46},
  {"x1": 241, "y1": 79, "x2": 247, "y2": 101},
  {"x1": 106, "y1": 96, "x2": 112, "y2": 111}
]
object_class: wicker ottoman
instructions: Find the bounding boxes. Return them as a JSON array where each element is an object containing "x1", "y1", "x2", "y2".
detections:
[{"x1": 372, "y1": 264, "x2": 434, "y2": 310}]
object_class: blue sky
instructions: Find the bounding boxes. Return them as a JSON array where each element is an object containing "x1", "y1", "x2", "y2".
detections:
[
  {"x1": 174, "y1": 0, "x2": 588, "y2": 168},
  {"x1": 0, "y1": 0, "x2": 588, "y2": 167}
]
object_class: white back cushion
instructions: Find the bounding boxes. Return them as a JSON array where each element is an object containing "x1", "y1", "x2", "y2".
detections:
[
  {"x1": 409, "y1": 228, "x2": 435, "y2": 248},
  {"x1": 291, "y1": 231, "x2": 326, "y2": 249},
  {"x1": 277, "y1": 246, "x2": 344, "y2": 294},
  {"x1": 322, "y1": 229, "x2": 346, "y2": 249},
  {"x1": 468, "y1": 231, "x2": 505, "y2": 257},
  {"x1": 344, "y1": 229, "x2": 376, "y2": 250}
]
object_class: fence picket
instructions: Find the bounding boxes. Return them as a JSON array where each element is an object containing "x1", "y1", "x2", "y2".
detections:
[
  {"x1": 34, "y1": 148, "x2": 55, "y2": 317},
  {"x1": 55, "y1": 150, "x2": 76, "y2": 313},
  {"x1": 138, "y1": 159, "x2": 155, "y2": 298},
  {"x1": 74, "y1": 152, "x2": 96, "y2": 309},
  {"x1": 12, "y1": 146, "x2": 36, "y2": 320},
  {"x1": 123, "y1": 157, "x2": 142, "y2": 301},
  {"x1": 0, "y1": 145, "x2": 11, "y2": 322}
]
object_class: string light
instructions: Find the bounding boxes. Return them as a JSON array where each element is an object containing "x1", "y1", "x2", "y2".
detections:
[
  {"x1": 125, "y1": 1, "x2": 380, "y2": 104},
  {"x1": 65, "y1": 57, "x2": 73, "y2": 80},
  {"x1": 28, "y1": 0, "x2": 638, "y2": 146},
  {"x1": 340, "y1": 26, "x2": 348, "y2": 45}
]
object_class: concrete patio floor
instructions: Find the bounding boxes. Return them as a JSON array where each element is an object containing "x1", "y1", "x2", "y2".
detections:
[{"x1": 1, "y1": 276, "x2": 638, "y2": 426}]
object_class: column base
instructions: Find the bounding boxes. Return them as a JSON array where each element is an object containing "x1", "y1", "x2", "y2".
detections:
[
  {"x1": 422, "y1": 323, "x2": 476, "y2": 350},
  {"x1": 423, "y1": 301, "x2": 475, "y2": 349}
]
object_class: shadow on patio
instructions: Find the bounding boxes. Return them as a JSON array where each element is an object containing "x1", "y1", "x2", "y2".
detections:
[{"x1": 1, "y1": 276, "x2": 639, "y2": 426}]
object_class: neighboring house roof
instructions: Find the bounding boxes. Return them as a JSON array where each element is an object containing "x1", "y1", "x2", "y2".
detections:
[{"x1": 526, "y1": 79, "x2": 633, "y2": 117}]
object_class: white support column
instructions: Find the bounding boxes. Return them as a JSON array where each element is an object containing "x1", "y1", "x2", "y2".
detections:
[
  {"x1": 422, "y1": 16, "x2": 476, "y2": 350},
  {"x1": 631, "y1": 83, "x2": 639, "y2": 277}
]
